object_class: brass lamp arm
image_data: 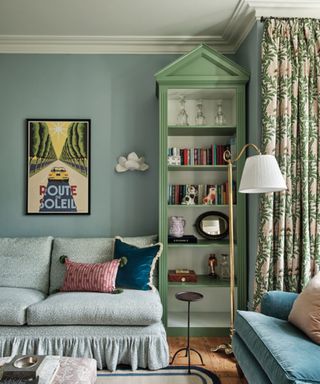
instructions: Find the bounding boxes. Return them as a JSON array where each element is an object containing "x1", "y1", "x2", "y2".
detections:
[{"x1": 223, "y1": 143, "x2": 261, "y2": 164}]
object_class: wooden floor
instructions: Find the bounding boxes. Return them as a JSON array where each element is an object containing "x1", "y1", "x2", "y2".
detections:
[{"x1": 168, "y1": 337, "x2": 248, "y2": 384}]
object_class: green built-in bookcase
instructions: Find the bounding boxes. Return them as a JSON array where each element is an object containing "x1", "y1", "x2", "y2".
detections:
[{"x1": 155, "y1": 44, "x2": 249, "y2": 336}]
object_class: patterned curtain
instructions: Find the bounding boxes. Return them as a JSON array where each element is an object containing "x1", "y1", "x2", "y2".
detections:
[{"x1": 253, "y1": 18, "x2": 320, "y2": 309}]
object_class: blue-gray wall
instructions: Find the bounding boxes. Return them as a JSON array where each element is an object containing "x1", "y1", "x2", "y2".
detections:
[
  {"x1": 0, "y1": 37, "x2": 263, "y2": 303},
  {"x1": 0, "y1": 54, "x2": 178, "y2": 237},
  {"x1": 235, "y1": 21, "x2": 263, "y2": 305}
]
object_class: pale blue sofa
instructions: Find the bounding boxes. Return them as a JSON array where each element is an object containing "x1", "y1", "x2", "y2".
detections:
[
  {"x1": 233, "y1": 291, "x2": 320, "y2": 384},
  {"x1": 0, "y1": 236, "x2": 169, "y2": 371}
]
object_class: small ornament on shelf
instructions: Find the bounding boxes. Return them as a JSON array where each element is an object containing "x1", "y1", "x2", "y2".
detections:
[
  {"x1": 203, "y1": 186, "x2": 216, "y2": 205},
  {"x1": 168, "y1": 216, "x2": 186, "y2": 238},
  {"x1": 219, "y1": 254, "x2": 229, "y2": 280},
  {"x1": 195, "y1": 99, "x2": 206, "y2": 126},
  {"x1": 176, "y1": 96, "x2": 189, "y2": 126},
  {"x1": 215, "y1": 99, "x2": 226, "y2": 126},
  {"x1": 181, "y1": 185, "x2": 198, "y2": 205},
  {"x1": 208, "y1": 254, "x2": 218, "y2": 279}
]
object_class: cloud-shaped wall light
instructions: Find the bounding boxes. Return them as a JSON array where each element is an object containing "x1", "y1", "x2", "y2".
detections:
[{"x1": 115, "y1": 152, "x2": 149, "y2": 173}]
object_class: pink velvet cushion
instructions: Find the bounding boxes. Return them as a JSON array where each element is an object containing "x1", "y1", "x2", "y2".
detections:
[
  {"x1": 289, "y1": 271, "x2": 320, "y2": 344},
  {"x1": 61, "y1": 258, "x2": 120, "y2": 293}
]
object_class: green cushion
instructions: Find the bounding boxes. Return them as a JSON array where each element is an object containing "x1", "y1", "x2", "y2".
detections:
[
  {"x1": 0, "y1": 287, "x2": 46, "y2": 325},
  {"x1": 0, "y1": 237, "x2": 53, "y2": 293},
  {"x1": 235, "y1": 310, "x2": 320, "y2": 384}
]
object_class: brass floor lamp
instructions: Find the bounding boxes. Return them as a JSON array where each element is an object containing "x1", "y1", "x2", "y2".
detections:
[{"x1": 212, "y1": 143, "x2": 287, "y2": 355}]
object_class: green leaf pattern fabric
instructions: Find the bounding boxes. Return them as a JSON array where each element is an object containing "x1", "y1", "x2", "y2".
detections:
[{"x1": 254, "y1": 18, "x2": 320, "y2": 309}]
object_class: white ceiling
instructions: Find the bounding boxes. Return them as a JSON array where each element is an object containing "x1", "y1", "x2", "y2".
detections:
[{"x1": 0, "y1": 0, "x2": 320, "y2": 54}]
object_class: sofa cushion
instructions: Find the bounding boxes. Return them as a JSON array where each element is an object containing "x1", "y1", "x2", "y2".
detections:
[
  {"x1": 61, "y1": 258, "x2": 120, "y2": 293},
  {"x1": 289, "y1": 272, "x2": 320, "y2": 344},
  {"x1": 49, "y1": 235, "x2": 157, "y2": 293},
  {"x1": 235, "y1": 310, "x2": 320, "y2": 384},
  {"x1": 114, "y1": 237, "x2": 162, "y2": 291},
  {"x1": 0, "y1": 287, "x2": 46, "y2": 325},
  {"x1": 27, "y1": 289, "x2": 162, "y2": 326},
  {"x1": 0, "y1": 237, "x2": 53, "y2": 293}
]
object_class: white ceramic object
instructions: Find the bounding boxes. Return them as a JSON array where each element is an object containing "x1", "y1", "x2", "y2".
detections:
[{"x1": 115, "y1": 152, "x2": 149, "y2": 172}]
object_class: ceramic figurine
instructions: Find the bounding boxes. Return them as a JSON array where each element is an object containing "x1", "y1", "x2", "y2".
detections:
[{"x1": 208, "y1": 254, "x2": 218, "y2": 278}]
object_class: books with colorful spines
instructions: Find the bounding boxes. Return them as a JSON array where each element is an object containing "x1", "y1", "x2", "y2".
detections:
[
  {"x1": 217, "y1": 145, "x2": 221, "y2": 164},
  {"x1": 194, "y1": 148, "x2": 198, "y2": 165},
  {"x1": 175, "y1": 185, "x2": 180, "y2": 204}
]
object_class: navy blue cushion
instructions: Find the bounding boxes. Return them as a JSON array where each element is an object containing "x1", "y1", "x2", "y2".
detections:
[
  {"x1": 113, "y1": 237, "x2": 162, "y2": 290},
  {"x1": 235, "y1": 310, "x2": 320, "y2": 384}
]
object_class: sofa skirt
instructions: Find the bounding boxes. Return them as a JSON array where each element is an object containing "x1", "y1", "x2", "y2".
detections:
[{"x1": 0, "y1": 322, "x2": 169, "y2": 371}]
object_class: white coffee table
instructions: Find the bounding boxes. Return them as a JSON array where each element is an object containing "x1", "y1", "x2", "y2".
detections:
[{"x1": 0, "y1": 356, "x2": 97, "y2": 384}]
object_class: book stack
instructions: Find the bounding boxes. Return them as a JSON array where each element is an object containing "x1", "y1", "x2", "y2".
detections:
[
  {"x1": 168, "y1": 235, "x2": 197, "y2": 243},
  {"x1": 168, "y1": 182, "x2": 236, "y2": 205}
]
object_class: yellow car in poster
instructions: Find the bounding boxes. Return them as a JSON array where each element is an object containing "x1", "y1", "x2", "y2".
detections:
[{"x1": 48, "y1": 167, "x2": 69, "y2": 182}]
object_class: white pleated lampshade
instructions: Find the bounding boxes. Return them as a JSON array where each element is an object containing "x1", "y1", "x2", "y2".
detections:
[{"x1": 239, "y1": 154, "x2": 287, "y2": 193}]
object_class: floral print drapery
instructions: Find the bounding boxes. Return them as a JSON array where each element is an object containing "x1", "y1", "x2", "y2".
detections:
[{"x1": 253, "y1": 18, "x2": 320, "y2": 309}]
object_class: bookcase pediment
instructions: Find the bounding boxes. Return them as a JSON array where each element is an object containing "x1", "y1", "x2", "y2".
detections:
[{"x1": 155, "y1": 44, "x2": 249, "y2": 84}]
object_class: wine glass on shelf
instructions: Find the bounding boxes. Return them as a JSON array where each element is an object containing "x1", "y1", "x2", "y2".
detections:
[
  {"x1": 176, "y1": 96, "x2": 189, "y2": 126},
  {"x1": 215, "y1": 99, "x2": 226, "y2": 125},
  {"x1": 195, "y1": 99, "x2": 206, "y2": 126}
]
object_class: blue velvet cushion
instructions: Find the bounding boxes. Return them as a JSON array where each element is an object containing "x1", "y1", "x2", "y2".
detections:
[{"x1": 113, "y1": 237, "x2": 162, "y2": 290}]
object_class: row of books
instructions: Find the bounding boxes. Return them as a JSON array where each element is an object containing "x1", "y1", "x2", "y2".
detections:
[
  {"x1": 167, "y1": 136, "x2": 236, "y2": 166},
  {"x1": 167, "y1": 145, "x2": 227, "y2": 165},
  {"x1": 168, "y1": 183, "x2": 237, "y2": 205}
]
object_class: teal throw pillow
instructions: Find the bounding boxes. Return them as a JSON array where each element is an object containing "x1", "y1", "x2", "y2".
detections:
[{"x1": 113, "y1": 236, "x2": 162, "y2": 290}]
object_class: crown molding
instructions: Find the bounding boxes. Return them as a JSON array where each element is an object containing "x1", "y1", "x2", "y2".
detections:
[
  {"x1": 0, "y1": 0, "x2": 318, "y2": 55},
  {"x1": 223, "y1": 0, "x2": 256, "y2": 52},
  {"x1": 0, "y1": 35, "x2": 236, "y2": 55},
  {"x1": 246, "y1": 0, "x2": 320, "y2": 18}
]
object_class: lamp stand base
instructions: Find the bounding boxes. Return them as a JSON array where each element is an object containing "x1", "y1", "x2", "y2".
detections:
[{"x1": 211, "y1": 343, "x2": 233, "y2": 355}]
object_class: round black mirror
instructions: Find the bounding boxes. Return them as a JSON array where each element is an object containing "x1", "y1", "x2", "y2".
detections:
[{"x1": 195, "y1": 211, "x2": 229, "y2": 240}]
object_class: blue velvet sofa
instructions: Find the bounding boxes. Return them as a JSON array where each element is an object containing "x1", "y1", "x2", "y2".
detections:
[
  {"x1": 233, "y1": 291, "x2": 320, "y2": 384},
  {"x1": 0, "y1": 236, "x2": 169, "y2": 371}
]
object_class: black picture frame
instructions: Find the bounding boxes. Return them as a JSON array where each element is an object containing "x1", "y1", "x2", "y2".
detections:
[{"x1": 26, "y1": 119, "x2": 91, "y2": 215}]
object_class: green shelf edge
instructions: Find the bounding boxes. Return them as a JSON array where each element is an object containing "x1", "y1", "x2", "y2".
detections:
[
  {"x1": 168, "y1": 126, "x2": 237, "y2": 137},
  {"x1": 168, "y1": 239, "x2": 233, "y2": 248},
  {"x1": 168, "y1": 274, "x2": 232, "y2": 288},
  {"x1": 168, "y1": 204, "x2": 232, "y2": 208},
  {"x1": 168, "y1": 165, "x2": 235, "y2": 171}
]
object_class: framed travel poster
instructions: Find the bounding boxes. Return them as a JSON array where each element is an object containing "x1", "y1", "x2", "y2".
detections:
[{"x1": 26, "y1": 119, "x2": 90, "y2": 214}]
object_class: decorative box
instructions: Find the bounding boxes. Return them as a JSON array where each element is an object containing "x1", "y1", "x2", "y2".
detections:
[{"x1": 168, "y1": 269, "x2": 197, "y2": 283}]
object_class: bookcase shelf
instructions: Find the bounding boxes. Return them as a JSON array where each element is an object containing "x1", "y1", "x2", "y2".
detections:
[
  {"x1": 156, "y1": 44, "x2": 248, "y2": 337},
  {"x1": 168, "y1": 239, "x2": 233, "y2": 248},
  {"x1": 168, "y1": 274, "x2": 232, "y2": 287},
  {"x1": 168, "y1": 126, "x2": 237, "y2": 136},
  {"x1": 168, "y1": 204, "x2": 232, "y2": 208},
  {"x1": 168, "y1": 165, "x2": 234, "y2": 171}
]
